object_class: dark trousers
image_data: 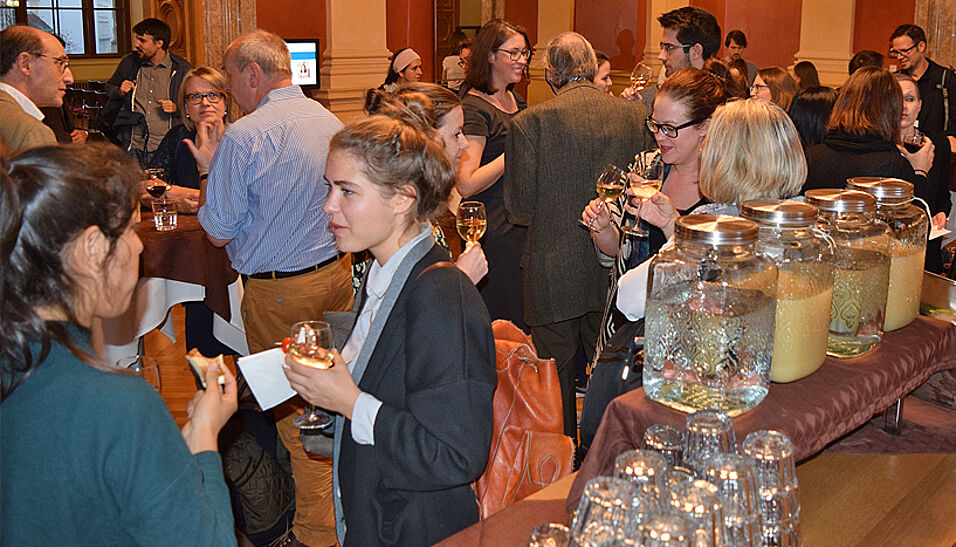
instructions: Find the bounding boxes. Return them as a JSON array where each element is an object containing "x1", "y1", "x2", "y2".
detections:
[{"x1": 531, "y1": 311, "x2": 602, "y2": 439}]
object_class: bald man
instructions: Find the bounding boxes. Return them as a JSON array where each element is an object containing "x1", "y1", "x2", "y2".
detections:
[{"x1": 0, "y1": 25, "x2": 74, "y2": 153}]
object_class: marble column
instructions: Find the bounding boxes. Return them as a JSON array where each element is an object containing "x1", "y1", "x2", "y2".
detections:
[
  {"x1": 527, "y1": 0, "x2": 574, "y2": 107},
  {"x1": 313, "y1": 0, "x2": 391, "y2": 122},
  {"x1": 149, "y1": 0, "x2": 256, "y2": 68},
  {"x1": 916, "y1": 0, "x2": 956, "y2": 69},
  {"x1": 794, "y1": 0, "x2": 855, "y2": 88}
]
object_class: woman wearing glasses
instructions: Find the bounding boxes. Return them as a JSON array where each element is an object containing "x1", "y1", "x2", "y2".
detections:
[
  {"x1": 148, "y1": 66, "x2": 230, "y2": 214},
  {"x1": 458, "y1": 19, "x2": 531, "y2": 327},
  {"x1": 751, "y1": 67, "x2": 798, "y2": 110}
]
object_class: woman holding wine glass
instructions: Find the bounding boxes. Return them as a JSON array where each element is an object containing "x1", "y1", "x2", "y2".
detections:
[
  {"x1": 282, "y1": 106, "x2": 496, "y2": 546},
  {"x1": 1, "y1": 143, "x2": 237, "y2": 544},
  {"x1": 580, "y1": 65, "x2": 728, "y2": 355},
  {"x1": 457, "y1": 18, "x2": 531, "y2": 327}
]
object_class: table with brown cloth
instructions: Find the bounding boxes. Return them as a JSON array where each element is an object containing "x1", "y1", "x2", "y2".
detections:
[
  {"x1": 564, "y1": 315, "x2": 956, "y2": 510},
  {"x1": 100, "y1": 212, "x2": 248, "y2": 363}
]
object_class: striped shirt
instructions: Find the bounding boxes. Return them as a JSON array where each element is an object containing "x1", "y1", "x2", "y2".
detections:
[{"x1": 199, "y1": 85, "x2": 343, "y2": 274}]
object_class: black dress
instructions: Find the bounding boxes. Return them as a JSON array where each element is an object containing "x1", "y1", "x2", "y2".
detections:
[
  {"x1": 149, "y1": 125, "x2": 238, "y2": 356},
  {"x1": 462, "y1": 92, "x2": 528, "y2": 329}
]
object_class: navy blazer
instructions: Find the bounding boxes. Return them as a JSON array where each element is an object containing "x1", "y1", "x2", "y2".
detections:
[{"x1": 338, "y1": 244, "x2": 496, "y2": 546}]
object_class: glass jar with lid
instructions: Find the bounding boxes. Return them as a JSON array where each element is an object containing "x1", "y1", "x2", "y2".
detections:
[
  {"x1": 644, "y1": 214, "x2": 777, "y2": 416},
  {"x1": 741, "y1": 199, "x2": 834, "y2": 383},
  {"x1": 846, "y1": 177, "x2": 928, "y2": 331},
  {"x1": 805, "y1": 189, "x2": 890, "y2": 357}
]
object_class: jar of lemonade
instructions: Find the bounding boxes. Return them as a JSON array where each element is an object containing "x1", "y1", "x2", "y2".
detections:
[
  {"x1": 805, "y1": 189, "x2": 890, "y2": 357},
  {"x1": 846, "y1": 177, "x2": 928, "y2": 331},
  {"x1": 741, "y1": 200, "x2": 834, "y2": 383},
  {"x1": 644, "y1": 214, "x2": 777, "y2": 416}
]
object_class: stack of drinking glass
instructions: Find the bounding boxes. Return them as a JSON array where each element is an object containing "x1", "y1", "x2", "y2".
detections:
[{"x1": 529, "y1": 410, "x2": 800, "y2": 547}]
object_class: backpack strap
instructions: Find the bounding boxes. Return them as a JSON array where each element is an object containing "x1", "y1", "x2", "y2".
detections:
[{"x1": 416, "y1": 261, "x2": 456, "y2": 279}]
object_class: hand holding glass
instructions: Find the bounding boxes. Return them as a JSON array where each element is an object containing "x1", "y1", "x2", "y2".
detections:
[
  {"x1": 144, "y1": 167, "x2": 170, "y2": 198},
  {"x1": 622, "y1": 158, "x2": 664, "y2": 237},
  {"x1": 580, "y1": 164, "x2": 627, "y2": 231},
  {"x1": 630, "y1": 63, "x2": 654, "y2": 91},
  {"x1": 290, "y1": 321, "x2": 336, "y2": 429},
  {"x1": 457, "y1": 201, "x2": 487, "y2": 244}
]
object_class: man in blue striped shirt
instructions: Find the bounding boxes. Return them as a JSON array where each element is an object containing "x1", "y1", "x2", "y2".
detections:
[{"x1": 197, "y1": 29, "x2": 351, "y2": 547}]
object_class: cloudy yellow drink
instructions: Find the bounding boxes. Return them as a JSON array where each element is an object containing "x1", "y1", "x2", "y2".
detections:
[
  {"x1": 883, "y1": 243, "x2": 924, "y2": 331},
  {"x1": 771, "y1": 270, "x2": 833, "y2": 382}
]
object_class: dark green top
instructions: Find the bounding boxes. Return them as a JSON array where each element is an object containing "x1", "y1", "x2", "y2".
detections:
[{"x1": 1, "y1": 325, "x2": 235, "y2": 545}]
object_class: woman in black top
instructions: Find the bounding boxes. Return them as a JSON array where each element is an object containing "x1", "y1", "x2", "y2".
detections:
[{"x1": 458, "y1": 19, "x2": 531, "y2": 327}]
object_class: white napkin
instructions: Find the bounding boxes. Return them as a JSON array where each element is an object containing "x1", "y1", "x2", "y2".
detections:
[
  {"x1": 930, "y1": 226, "x2": 950, "y2": 240},
  {"x1": 237, "y1": 348, "x2": 296, "y2": 410}
]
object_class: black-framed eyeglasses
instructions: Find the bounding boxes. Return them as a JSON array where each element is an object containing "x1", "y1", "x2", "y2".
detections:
[
  {"x1": 889, "y1": 43, "x2": 920, "y2": 57},
  {"x1": 659, "y1": 42, "x2": 692, "y2": 55},
  {"x1": 36, "y1": 53, "x2": 70, "y2": 73},
  {"x1": 646, "y1": 116, "x2": 706, "y2": 138},
  {"x1": 185, "y1": 91, "x2": 225, "y2": 104},
  {"x1": 458, "y1": 58, "x2": 469, "y2": 68},
  {"x1": 495, "y1": 47, "x2": 532, "y2": 62}
]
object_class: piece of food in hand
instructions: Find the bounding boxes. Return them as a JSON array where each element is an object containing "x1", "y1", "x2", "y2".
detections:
[{"x1": 185, "y1": 348, "x2": 227, "y2": 388}]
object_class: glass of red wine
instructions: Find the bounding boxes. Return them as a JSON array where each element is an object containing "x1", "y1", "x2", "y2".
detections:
[{"x1": 144, "y1": 168, "x2": 170, "y2": 198}]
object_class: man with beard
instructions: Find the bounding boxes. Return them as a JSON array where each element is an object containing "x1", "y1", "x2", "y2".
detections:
[{"x1": 103, "y1": 18, "x2": 191, "y2": 163}]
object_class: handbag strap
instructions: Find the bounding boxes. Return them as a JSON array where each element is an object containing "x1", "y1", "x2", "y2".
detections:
[{"x1": 416, "y1": 261, "x2": 456, "y2": 279}]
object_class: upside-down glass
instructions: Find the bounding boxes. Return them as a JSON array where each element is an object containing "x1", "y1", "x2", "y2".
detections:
[
  {"x1": 667, "y1": 479, "x2": 723, "y2": 547},
  {"x1": 570, "y1": 477, "x2": 633, "y2": 546},
  {"x1": 703, "y1": 454, "x2": 761, "y2": 546},
  {"x1": 527, "y1": 522, "x2": 571, "y2": 547},
  {"x1": 683, "y1": 410, "x2": 737, "y2": 476},
  {"x1": 290, "y1": 321, "x2": 336, "y2": 429},
  {"x1": 644, "y1": 423, "x2": 685, "y2": 467},
  {"x1": 614, "y1": 449, "x2": 669, "y2": 500},
  {"x1": 640, "y1": 512, "x2": 692, "y2": 547},
  {"x1": 742, "y1": 430, "x2": 800, "y2": 546}
]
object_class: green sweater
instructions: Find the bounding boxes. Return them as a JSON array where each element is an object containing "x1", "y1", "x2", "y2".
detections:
[{"x1": 1, "y1": 325, "x2": 235, "y2": 545}]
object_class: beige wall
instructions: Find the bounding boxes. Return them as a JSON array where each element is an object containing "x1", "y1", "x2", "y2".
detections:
[{"x1": 461, "y1": 0, "x2": 482, "y2": 27}]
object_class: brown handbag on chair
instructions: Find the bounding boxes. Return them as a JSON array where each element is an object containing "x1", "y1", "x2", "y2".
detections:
[{"x1": 474, "y1": 320, "x2": 576, "y2": 519}]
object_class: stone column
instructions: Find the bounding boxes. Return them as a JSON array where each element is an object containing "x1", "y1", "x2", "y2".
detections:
[
  {"x1": 313, "y1": 0, "x2": 391, "y2": 122},
  {"x1": 794, "y1": 0, "x2": 855, "y2": 88},
  {"x1": 527, "y1": 0, "x2": 574, "y2": 106},
  {"x1": 641, "y1": 0, "x2": 688, "y2": 80},
  {"x1": 151, "y1": 0, "x2": 255, "y2": 68},
  {"x1": 916, "y1": 0, "x2": 956, "y2": 69}
]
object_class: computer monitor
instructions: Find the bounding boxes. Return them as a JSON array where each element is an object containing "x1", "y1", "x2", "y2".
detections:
[{"x1": 285, "y1": 39, "x2": 320, "y2": 89}]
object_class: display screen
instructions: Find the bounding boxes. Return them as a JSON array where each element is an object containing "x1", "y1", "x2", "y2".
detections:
[{"x1": 286, "y1": 40, "x2": 319, "y2": 87}]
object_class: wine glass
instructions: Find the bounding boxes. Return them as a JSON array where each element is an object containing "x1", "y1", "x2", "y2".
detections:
[
  {"x1": 630, "y1": 63, "x2": 654, "y2": 91},
  {"x1": 457, "y1": 201, "x2": 487, "y2": 244},
  {"x1": 290, "y1": 321, "x2": 336, "y2": 430},
  {"x1": 579, "y1": 164, "x2": 627, "y2": 231},
  {"x1": 117, "y1": 355, "x2": 161, "y2": 392},
  {"x1": 622, "y1": 155, "x2": 664, "y2": 238},
  {"x1": 144, "y1": 168, "x2": 170, "y2": 199}
]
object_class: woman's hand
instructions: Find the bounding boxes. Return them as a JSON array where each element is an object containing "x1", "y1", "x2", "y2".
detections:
[
  {"x1": 899, "y1": 135, "x2": 935, "y2": 175},
  {"x1": 166, "y1": 185, "x2": 201, "y2": 214},
  {"x1": 283, "y1": 349, "x2": 361, "y2": 420},
  {"x1": 637, "y1": 191, "x2": 680, "y2": 239},
  {"x1": 456, "y1": 241, "x2": 488, "y2": 284},
  {"x1": 620, "y1": 84, "x2": 641, "y2": 101},
  {"x1": 932, "y1": 211, "x2": 947, "y2": 230},
  {"x1": 184, "y1": 119, "x2": 226, "y2": 172},
  {"x1": 181, "y1": 360, "x2": 238, "y2": 454},
  {"x1": 581, "y1": 197, "x2": 612, "y2": 233}
]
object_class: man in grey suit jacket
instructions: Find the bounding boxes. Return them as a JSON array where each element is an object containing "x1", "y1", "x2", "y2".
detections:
[
  {"x1": 503, "y1": 32, "x2": 655, "y2": 438},
  {"x1": 0, "y1": 26, "x2": 73, "y2": 153}
]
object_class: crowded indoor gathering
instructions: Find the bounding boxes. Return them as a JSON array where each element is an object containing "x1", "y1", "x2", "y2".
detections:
[{"x1": 2, "y1": 0, "x2": 955, "y2": 545}]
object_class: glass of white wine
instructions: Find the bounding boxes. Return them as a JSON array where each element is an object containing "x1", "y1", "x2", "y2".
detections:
[
  {"x1": 290, "y1": 321, "x2": 336, "y2": 430},
  {"x1": 622, "y1": 158, "x2": 664, "y2": 238},
  {"x1": 457, "y1": 201, "x2": 487, "y2": 244},
  {"x1": 630, "y1": 62, "x2": 654, "y2": 91},
  {"x1": 580, "y1": 164, "x2": 627, "y2": 231}
]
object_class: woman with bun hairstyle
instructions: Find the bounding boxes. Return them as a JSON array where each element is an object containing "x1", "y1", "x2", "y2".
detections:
[
  {"x1": 283, "y1": 106, "x2": 496, "y2": 546},
  {"x1": 365, "y1": 83, "x2": 488, "y2": 284},
  {"x1": 380, "y1": 47, "x2": 423, "y2": 92},
  {"x1": 0, "y1": 143, "x2": 237, "y2": 544}
]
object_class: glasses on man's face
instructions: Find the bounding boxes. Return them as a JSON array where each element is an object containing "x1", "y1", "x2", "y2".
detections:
[
  {"x1": 646, "y1": 116, "x2": 705, "y2": 138},
  {"x1": 185, "y1": 91, "x2": 225, "y2": 104},
  {"x1": 496, "y1": 47, "x2": 532, "y2": 62},
  {"x1": 889, "y1": 42, "x2": 919, "y2": 58},
  {"x1": 36, "y1": 54, "x2": 70, "y2": 74},
  {"x1": 659, "y1": 42, "x2": 692, "y2": 55}
]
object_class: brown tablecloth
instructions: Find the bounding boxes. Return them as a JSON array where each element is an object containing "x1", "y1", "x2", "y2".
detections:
[
  {"x1": 138, "y1": 213, "x2": 237, "y2": 320},
  {"x1": 566, "y1": 315, "x2": 956, "y2": 511}
]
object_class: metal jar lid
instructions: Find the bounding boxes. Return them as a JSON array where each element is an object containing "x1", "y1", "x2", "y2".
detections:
[
  {"x1": 740, "y1": 199, "x2": 818, "y2": 227},
  {"x1": 675, "y1": 214, "x2": 758, "y2": 245},
  {"x1": 804, "y1": 189, "x2": 876, "y2": 213},
  {"x1": 845, "y1": 177, "x2": 914, "y2": 202}
]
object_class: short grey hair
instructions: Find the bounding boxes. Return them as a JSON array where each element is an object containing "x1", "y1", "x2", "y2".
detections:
[
  {"x1": 544, "y1": 32, "x2": 597, "y2": 89},
  {"x1": 227, "y1": 29, "x2": 291, "y2": 78}
]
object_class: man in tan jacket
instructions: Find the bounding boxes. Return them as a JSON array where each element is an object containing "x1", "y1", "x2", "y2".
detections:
[{"x1": 0, "y1": 26, "x2": 74, "y2": 153}]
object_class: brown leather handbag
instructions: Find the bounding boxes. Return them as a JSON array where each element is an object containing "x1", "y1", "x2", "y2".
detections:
[{"x1": 474, "y1": 320, "x2": 575, "y2": 519}]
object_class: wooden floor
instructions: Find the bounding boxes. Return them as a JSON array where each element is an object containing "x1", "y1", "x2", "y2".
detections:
[{"x1": 145, "y1": 304, "x2": 212, "y2": 427}]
